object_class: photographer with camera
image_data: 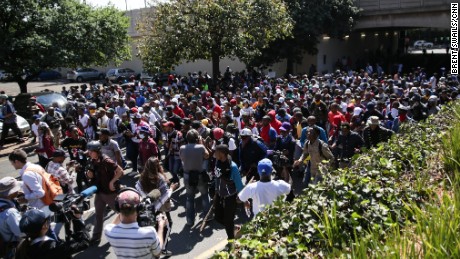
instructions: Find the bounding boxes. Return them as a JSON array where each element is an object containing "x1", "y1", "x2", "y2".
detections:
[
  {"x1": 104, "y1": 188, "x2": 166, "y2": 259},
  {"x1": 85, "y1": 141, "x2": 124, "y2": 245},
  {"x1": 0, "y1": 177, "x2": 23, "y2": 258},
  {"x1": 15, "y1": 208, "x2": 89, "y2": 259}
]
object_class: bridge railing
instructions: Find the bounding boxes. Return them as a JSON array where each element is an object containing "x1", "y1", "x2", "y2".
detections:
[{"x1": 355, "y1": 0, "x2": 451, "y2": 12}]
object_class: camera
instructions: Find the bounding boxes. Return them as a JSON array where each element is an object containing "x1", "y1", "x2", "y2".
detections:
[
  {"x1": 269, "y1": 150, "x2": 290, "y2": 169},
  {"x1": 137, "y1": 190, "x2": 161, "y2": 227},
  {"x1": 49, "y1": 186, "x2": 96, "y2": 223}
]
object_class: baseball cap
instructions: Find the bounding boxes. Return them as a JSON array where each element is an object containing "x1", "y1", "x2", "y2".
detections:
[
  {"x1": 279, "y1": 122, "x2": 291, "y2": 132},
  {"x1": 97, "y1": 128, "x2": 110, "y2": 135},
  {"x1": 51, "y1": 149, "x2": 68, "y2": 158},
  {"x1": 106, "y1": 108, "x2": 115, "y2": 114},
  {"x1": 0, "y1": 177, "x2": 22, "y2": 198},
  {"x1": 117, "y1": 190, "x2": 140, "y2": 209},
  {"x1": 257, "y1": 159, "x2": 273, "y2": 176},
  {"x1": 130, "y1": 107, "x2": 138, "y2": 113},
  {"x1": 212, "y1": 128, "x2": 224, "y2": 140},
  {"x1": 240, "y1": 128, "x2": 252, "y2": 137},
  {"x1": 353, "y1": 107, "x2": 363, "y2": 116},
  {"x1": 162, "y1": 121, "x2": 175, "y2": 128},
  {"x1": 33, "y1": 114, "x2": 41, "y2": 120},
  {"x1": 20, "y1": 209, "x2": 50, "y2": 235}
]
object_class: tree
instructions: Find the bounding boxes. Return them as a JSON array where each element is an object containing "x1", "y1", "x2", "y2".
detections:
[
  {"x1": 0, "y1": 0, "x2": 131, "y2": 93},
  {"x1": 248, "y1": 0, "x2": 360, "y2": 74},
  {"x1": 137, "y1": 0, "x2": 293, "y2": 83}
]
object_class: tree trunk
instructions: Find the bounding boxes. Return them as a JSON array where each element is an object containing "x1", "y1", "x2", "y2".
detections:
[
  {"x1": 17, "y1": 79, "x2": 28, "y2": 93},
  {"x1": 286, "y1": 56, "x2": 294, "y2": 75},
  {"x1": 211, "y1": 51, "x2": 220, "y2": 88}
]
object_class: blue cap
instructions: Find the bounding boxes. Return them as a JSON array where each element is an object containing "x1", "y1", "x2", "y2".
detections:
[
  {"x1": 258, "y1": 158, "x2": 273, "y2": 176},
  {"x1": 19, "y1": 209, "x2": 49, "y2": 235},
  {"x1": 33, "y1": 114, "x2": 41, "y2": 120}
]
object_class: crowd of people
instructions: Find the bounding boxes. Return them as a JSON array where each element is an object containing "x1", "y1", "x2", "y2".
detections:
[{"x1": 0, "y1": 64, "x2": 458, "y2": 258}]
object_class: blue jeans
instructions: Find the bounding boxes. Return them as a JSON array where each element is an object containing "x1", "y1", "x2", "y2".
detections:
[
  {"x1": 184, "y1": 172, "x2": 210, "y2": 225},
  {"x1": 168, "y1": 156, "x2": 181, "y2": 183}
]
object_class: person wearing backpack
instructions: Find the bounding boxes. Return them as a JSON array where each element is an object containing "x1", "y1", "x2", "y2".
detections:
[
  {"x1": 8, "y1": 149, "x2": 62, "y2": 215},
  {"x1": 294, "y1": 126, "x2": 334, "y2": 184}
]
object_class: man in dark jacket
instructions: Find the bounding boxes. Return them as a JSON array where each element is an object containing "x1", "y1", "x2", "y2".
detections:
[
  {"x1": 331, "y1": 122, "x2": 364, "y2": 168},
  {"x1": 239, "y1": 128, "x2": 267, "y2": 183},
  {"x1": 16, "y1": 208, "x2": 89, "y2": 259},
  {"x1": 362, "y1": 116, "x2": 393, "y2": 149}
]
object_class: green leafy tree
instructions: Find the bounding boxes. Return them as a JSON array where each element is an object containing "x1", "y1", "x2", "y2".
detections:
[
  {"x1": 0, "y1": 0, "x2": 131, "y2": 93},
  {"x1": 137, "y1": 0, "x2": 293, "y2": 83},
  {"x1": 249, "y1": 0, "x2": 360, "y2": 74}
]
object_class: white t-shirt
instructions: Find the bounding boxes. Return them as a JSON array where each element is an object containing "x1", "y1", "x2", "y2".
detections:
[
  {"x1": 238, "y1": 180, "x2": 291, "y2": 216},
  {"x1": 79, "y1": 114, "x2": 89, "y2": 131}
]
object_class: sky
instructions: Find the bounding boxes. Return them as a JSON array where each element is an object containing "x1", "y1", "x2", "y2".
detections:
[{"x1": 86, "y1": 0, "x2": 150, "y2": 10}]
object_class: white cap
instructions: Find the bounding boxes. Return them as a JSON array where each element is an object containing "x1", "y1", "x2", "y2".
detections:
[
  {"x1": 428, "y1": 95, "x2": 438, "y2": 102},
  {"x1": 240, "y1": 128, "x2": 252, "y2": 136},
  {"x1": 345, "y1": 89, "x2": 352, "y2": 94},
  {"x1": 353, "y1": 107, "x2": 363, "y2": 116}
]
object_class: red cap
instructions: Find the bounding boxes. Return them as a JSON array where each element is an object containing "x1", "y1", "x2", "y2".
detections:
[
  {"x1": 212, "y1": 128, "x2": 224, "y2": 140},
  {"x1": 206, "y1": 92, "x2": 212, "y2": 97},
  {"x1": 230, "y1": 99, "x2": 237, "y2": 105},
  {"x1": 162, "y1": 121, "x2": 175, "y2": 128},
  {"x1": 130, "y1": 107, "x2": 138, "y2": 113}
]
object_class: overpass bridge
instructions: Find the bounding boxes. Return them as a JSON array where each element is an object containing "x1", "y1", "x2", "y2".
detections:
[{"x1": 355, "y1": 0, "x2": 452, "y2": 29}]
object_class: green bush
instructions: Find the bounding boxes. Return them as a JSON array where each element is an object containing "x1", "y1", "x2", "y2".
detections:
[{"x1": 215, "y1": 104, "x2": 456, "y2": 258}]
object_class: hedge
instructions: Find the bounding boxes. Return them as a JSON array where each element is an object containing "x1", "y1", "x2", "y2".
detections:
[{"x1": 214, "y1": 104, "x2": 455, "y2": 258}]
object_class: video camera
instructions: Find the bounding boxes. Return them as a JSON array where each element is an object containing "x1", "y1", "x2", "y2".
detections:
[
  {"x1": 268, "y1": 150, "x2": 290, "y2": 169},
  {"x1": 49, "y1": 186, "x2": 97, "y2": 223},
  {"x1": 137, "y1": 189, "x2": 162, "y2": 227}
]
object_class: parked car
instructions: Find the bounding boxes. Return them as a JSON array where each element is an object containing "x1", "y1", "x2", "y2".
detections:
[
  {"x1": 67, "y1": 68, "x2": 104, "y2": 82},
  {"x1": 0, "y1": 114, "x2": 31, "y2": 139},
  {"x1": 140, "y1": 70, "x2": 154, "y2": 81},
  {"x1": 413, "y1": 40, "x2": 433, "y2": 49},
  {"x1": 34, "y1": 70, "x2": 62, "y2": 81},
  {"x1": 106, "y1": 68, "x2": 137, "y2": 82},
  {"x1": 0, "y1": 70, "x2": 12, "y2": 81},
  {"x1": 13, "y1": 91, "x2": 68, "y2": 122}
]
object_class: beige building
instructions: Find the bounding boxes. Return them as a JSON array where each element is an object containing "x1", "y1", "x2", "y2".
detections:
[{"x1": 75, "y1": 0, "x2": 451, "y2": 77}]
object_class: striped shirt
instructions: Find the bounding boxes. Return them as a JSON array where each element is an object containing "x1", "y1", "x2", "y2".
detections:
[
  {"x1": 46, "y1": 161, "x2": 75, "y2": 194},
  {"x1": 104, "y1": 222, "x2": 161, "y2": 259}
]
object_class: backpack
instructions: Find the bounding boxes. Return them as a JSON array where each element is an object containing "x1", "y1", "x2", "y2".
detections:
[
  {"x1": 24, "y1": 165, "x2": 63, "y2": 205},
  {"x1": 306, "y1": 139, "x2": 327, "y2": 160}
]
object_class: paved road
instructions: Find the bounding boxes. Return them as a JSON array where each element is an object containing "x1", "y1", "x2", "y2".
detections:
[
  {"x1": 0, "y1": 79, "x2": 243, "y2": 258},
  {"x1": 0, "y1": 150, "x2": 248, "y2": 258}
]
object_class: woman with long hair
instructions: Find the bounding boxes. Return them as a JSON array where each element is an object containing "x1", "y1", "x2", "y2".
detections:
[
  {"x1": 135, "y1": 157, "x2": 177, "y2": 256},
  {"x1": 35, "y1": 123, "x2": 55, "y2": 169}
]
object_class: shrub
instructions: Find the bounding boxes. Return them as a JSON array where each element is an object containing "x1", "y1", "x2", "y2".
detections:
[{"x1": 215, "y1": 104, "x2": 456, "y2": 258}]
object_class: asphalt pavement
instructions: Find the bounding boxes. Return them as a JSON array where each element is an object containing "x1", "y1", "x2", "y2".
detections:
[
  {"x1": 0, "y1": 79, "x2": 242, "y2": 258},
  {"x1": 0, "y1": 148, "x2": 248, "y2": 258}
]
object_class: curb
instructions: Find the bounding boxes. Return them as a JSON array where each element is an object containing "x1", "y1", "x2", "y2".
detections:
[{"x1": 0, "y1": 143, "x2": 37, "y2": 158}]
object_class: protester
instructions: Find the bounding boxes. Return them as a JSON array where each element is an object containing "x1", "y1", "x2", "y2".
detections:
[
  {"x1": 0, "y1": 94, "x2": 25, "y2": 148},
  {"x1": 179, "y1": 129, "x2": 210, "y2": 226},
  {"x1": 238, "y1": 159, "x2": 291, "y2": 217},
  {"x1": 213, "y1": 144, "x2": 243, "y2": 240}
]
